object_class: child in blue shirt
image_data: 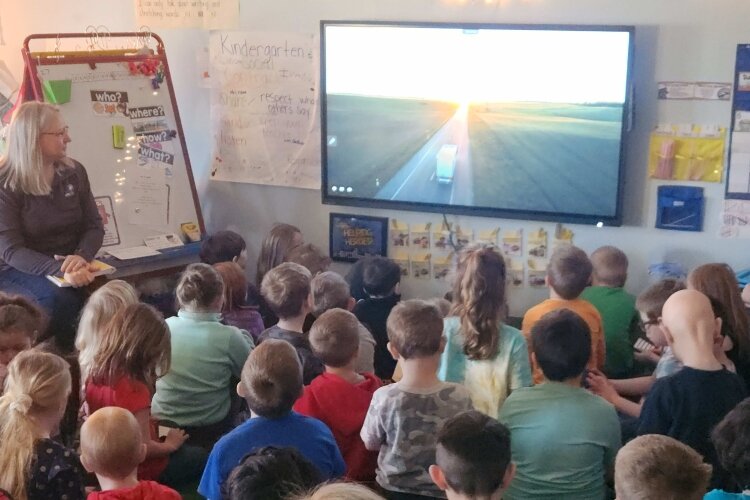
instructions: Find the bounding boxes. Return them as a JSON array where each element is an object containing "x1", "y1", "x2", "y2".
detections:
[{"x1": 198, "y1": 339, "x2": 345, "y2": 500}]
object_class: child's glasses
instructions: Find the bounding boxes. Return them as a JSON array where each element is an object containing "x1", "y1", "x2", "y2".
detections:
[{"x1": 638, "y1": 318, "x2": 660, "y2": 332}]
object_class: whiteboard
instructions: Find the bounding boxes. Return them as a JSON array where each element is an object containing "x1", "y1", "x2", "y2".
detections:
[{"x1": 35, "y1": 59, "x2": 203, "y2": 252}]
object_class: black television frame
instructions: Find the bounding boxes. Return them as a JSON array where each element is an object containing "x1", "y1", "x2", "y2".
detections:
[{"x1": 320, "y1": 20, "x2": 635, "y2": 226}]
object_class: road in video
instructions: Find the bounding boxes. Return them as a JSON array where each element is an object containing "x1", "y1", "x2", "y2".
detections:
[{"x1": 324, "y1": 26, "x2": 631, "y2": 216}]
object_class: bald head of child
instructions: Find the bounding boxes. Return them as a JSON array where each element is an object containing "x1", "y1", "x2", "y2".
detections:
[
  {"x1": 80, "y1": 407, "x2": 146, "y2": 481},
  {"x1": 660, "y1": 289, "x2": 723, "y2": 368}
]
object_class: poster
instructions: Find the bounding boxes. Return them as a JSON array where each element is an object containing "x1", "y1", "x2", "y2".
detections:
[
  {"x1": 95, "y1": 196, "x2": 121, "y2": 247},
  {"x1": 209, "y1": 31, "x2": 320, "y2": 189},
  {"x1": 329, "y1": 213, "x2": 388, "y2": 262},
  {"x1": 134, "y1": 0, "x2": 239, "y2": 29}
]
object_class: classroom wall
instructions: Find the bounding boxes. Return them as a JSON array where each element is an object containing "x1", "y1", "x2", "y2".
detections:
[{"x1": 1, "y1": 0, "x2": 748, "y2": 315}]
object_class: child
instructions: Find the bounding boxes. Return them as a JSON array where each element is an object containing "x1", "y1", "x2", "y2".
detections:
[
  {"x1": 223, "y1": 446, "x2": 322, "y2": 500},
  {"x1": 198, "y1": 339, "x2": 345, "y2": 500},
  {"x1": 310, "y1": 271, "x2": 375, "y2": 373},
  {"x1": 361, "y1": 300, "x2": 473, "y2": 499},
  {"x1": 85, "y1": 303, "x2": 206, "y2": 489},
  {"x1": 298, "y1": 482, "x2": 386, "y2": 500},
  {"x1": 294, "y1": 308, "x2": 381, "y2": 481},
  {"x1": 708, "y1": 397, "x2": 750, "y2": 499},
  {"x1": 0, "y1": 292, "x2": 46, "y2": 389},
  {"x1": 499, "y1": 309, "x2": 621, "y2": 500},
  {"x1": 438, "y1": 244, "x2": 532, "y2": 418},
  {"x1": 688, "y1": 263, "x2": 750, "y2": 388},
  {"x1": 256, "y1": 223, "x2": 304, "y2": 327},
  {"x1": 0, "y1": 350, "x2": 85, "y2": 500},
  {"x1": 353, "y1": 256, "x2": 402, "y2": 380},
  {"x1": 81, "y1": 407, "x2": 180, "y2": 499},
  {"x1": 152, "y1": 263, "x2": 253, "y2": 447},
  {"x1": 214, "y1": 261, "x2": 264, "y2": 342},
  {"x1": 614, "y1": 434, "x2": 712, "y2": 500},
  {"x1": 429, "y1": 410, "x2": 515, "y2": 500},
  {"x1": 76, "y1": 280, "x2": 139, "y2": 384},
  {"x1": 522, "y1": 244, "x2": 605, "y2": 384},
  {"x1": 587, "y1": 279, "x2": 685, "y2": 418},
  {"x1": 580, "y1": 246, "x2": 638, "y2": 378},
  {"x1": 287, "y1": 243, "x2": 332, "y2": 277},
  {"x1": 259, "y1": 262, "x2": 323, "y2": 384},
  {"x1": 199, "y1": 230, "x2": 248, "y2": 269},
  {"x1": 636, "y1": 289, "x2": 746, "y2": 490}
]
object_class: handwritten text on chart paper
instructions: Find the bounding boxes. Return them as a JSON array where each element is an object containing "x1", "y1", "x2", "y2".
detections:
[
  {"x1": 209, "y1": 31, "x2": 321, "y2": 190},
  {"x1": 135, "y1": 0, "x2": 239, "y2": 29}
]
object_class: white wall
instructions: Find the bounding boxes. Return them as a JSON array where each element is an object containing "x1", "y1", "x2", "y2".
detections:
[{"x1": 1, "y1": 0, "x2": 748, "y2": 315}]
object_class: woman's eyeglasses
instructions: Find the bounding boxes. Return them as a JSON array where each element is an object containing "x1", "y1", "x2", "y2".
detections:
[{"x1": 41, "y1": 126, "x2": 69, "y2": 138}]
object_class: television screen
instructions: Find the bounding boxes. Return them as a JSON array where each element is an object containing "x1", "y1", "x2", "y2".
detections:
[{"x1": 320, "y1": 22, "x2": 634, "y2": 225}]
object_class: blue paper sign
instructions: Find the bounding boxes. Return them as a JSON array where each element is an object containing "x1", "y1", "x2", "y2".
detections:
[{"x1": 329, "y1": 213, "x2": 388, "y2": 262}]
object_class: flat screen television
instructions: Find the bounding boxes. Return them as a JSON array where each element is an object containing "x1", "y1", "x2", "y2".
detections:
[{"x1": 320, "y1": 21, "x2": 634, "y2": 225}]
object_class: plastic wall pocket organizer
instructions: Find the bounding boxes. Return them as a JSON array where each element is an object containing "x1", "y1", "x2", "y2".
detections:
[{"x1": 656, "y1": 185, "x2": 704, "y2": 231}]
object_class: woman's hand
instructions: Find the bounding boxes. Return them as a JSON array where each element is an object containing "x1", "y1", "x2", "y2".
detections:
[
  {"x1": 63, "y1": 267, "x2": 95, "y2": 288},
  {"x1": 55, "y1": 254, "x2": 88, "y2": 273}
]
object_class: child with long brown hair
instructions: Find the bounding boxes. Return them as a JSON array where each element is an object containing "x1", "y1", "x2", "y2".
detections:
[
  {"x1": 213, "y1": 261, "x2": 264, "y2": 342},
  {"x1": 0, "y1": 350, "x2": 84, "y2": 500},
  {"x1": 438, "y1": 244, "x2": 532, "y2": 418},
  {"x1": 688, "y1": 263, "x2": 750, "y2": 387},
  {"x1": 84, "y1": 303, "x2": 206, "y2": 489}
]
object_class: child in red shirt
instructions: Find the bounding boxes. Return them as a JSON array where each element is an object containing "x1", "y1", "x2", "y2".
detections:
[
  {"x1": 293, "y1": 309, "x2": 381, "y2": 481},
  {"x1": 83, "y1": 303, "x2": 207, "y2": 489},
  {"x1": 82, "y1": 407, "x2": 180, "y2": 500}
]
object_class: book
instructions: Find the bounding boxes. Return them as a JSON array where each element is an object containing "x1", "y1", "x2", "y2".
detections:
[{"x1": 46, "y1": 259, "x2": 116, "y2": 287}]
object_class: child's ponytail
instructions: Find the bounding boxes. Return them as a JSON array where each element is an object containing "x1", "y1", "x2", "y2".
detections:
[
  {"x1": 451, "y1": 245, "x2": 506, "y2": 360},
  {"x1": 0, "y1": 351, "x2": 71, "y2": 500},
  {"x1": 176, "y1": 263, "x2": 225, "y2": 311}
]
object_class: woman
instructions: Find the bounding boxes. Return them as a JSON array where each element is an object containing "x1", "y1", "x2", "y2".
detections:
[{"x1": 0, "y1": 102, "x2": 104, "y2": 351}]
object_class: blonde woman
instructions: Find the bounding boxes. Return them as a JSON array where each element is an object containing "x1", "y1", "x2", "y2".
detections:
[
  {"x1": 0, "y1": 102, "x2": 104, "y2": 351},
  {"x1": 0, "y1": 350, "x2": 84, "y2": 500}
]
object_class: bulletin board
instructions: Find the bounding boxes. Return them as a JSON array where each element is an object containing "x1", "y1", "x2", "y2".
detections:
[{"x1": 22, "y1": 32, "x2": 204, "y2": 253}]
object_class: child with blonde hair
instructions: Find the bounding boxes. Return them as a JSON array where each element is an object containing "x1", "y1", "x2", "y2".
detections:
[
  {"x1": 75, "y1": 280, "x2": 139, "y2": 383},
  {"x1": 0, "y1": 292, "x2": 46, "y2": 388},
  {"x1": 439, "y1": 244, "x2": 532, "y2": 417},
  {"x1": 85, "y1": 303, "x2": 206, "y2": 489},
  {"x1": 294, "y1": 309, "x2": 381, "y2": 481},
  {"x1": 152, "y1": 263, "x2": 253, "y2": 448},
  {"x1": 0, "y1": 350, "x2": 84, "y2": 500},
  {"x1": 256, "y1": 223, "x2": 304, "y2": 327},
  {"x1": 213, "y1": 261, "x2": 264, "y2": 341},
  {"x1": 615, "y1": 434, "x2": 711, "y2": 500},
  {"x1": 81, "y1": 407, "x2": 180, "y2": 499}
]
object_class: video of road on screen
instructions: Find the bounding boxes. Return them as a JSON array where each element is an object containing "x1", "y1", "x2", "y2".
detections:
[{"x1": 323, "y1": 25, "x2": 631, "y2": 217}]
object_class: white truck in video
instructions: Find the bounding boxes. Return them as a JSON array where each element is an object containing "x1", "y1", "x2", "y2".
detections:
[{"x1": 436, "y1": 144, "x2": 458, "y2": 184}]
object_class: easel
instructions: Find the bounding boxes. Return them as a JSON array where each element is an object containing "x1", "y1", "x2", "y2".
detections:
[{"x1": 19, "y1": 30, "x2": 205, "y2": 283}]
